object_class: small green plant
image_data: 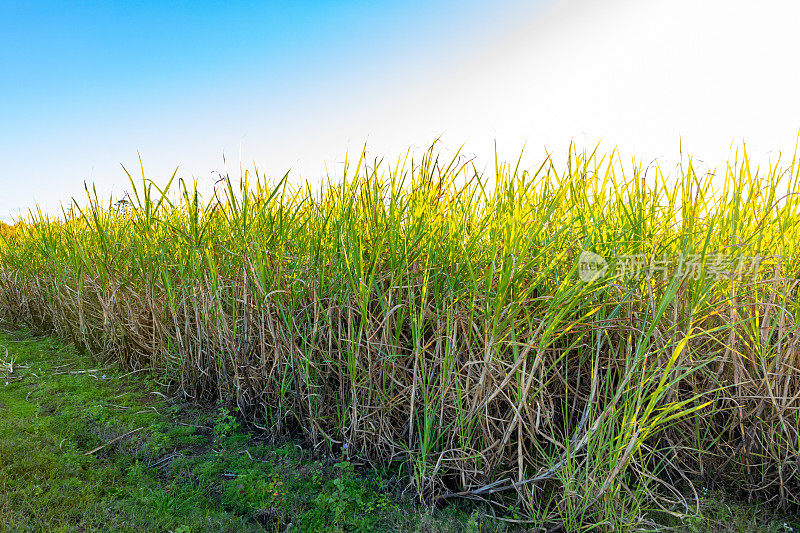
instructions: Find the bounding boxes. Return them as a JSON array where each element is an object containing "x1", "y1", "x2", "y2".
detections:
[
  {"x1": 299, "y1": 461, "x2": 380, "y2": 533},
  {"x1": 220, "y1": 468, "x2": 289, "y2": 524},
  {"x1": 213, "y1": 407, "x2": 241, "y2": 444},
  {"x1": 466, "y1": 509, "x2": 481, "y2": 532}
]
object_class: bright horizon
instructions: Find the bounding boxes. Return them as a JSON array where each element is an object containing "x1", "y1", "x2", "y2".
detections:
[{"x1": 2, "y1": 0, "x2": 800, "y2": 223}]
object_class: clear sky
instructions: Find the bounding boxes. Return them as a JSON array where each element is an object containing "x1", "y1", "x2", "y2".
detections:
[{"x1": 2, "y1": 0, "x2": 800, "y2": 222}]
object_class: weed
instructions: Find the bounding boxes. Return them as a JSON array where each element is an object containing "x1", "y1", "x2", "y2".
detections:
[{"x1": 214, "y1": 406, "x2": 245, "y2": 445}]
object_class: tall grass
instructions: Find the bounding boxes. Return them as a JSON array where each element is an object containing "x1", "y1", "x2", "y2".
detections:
[{"x1": 2, "y1": 142, "x2": 800, "y2": 528}]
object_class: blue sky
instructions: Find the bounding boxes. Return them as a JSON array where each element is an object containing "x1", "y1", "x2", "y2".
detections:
[
  {"x1": 3, "y1": 1, "x2": 491, "y2": 121},
  {"x1": 2, "y1": 0, "x2": 800, "y2": 221},
  {"x1": 1, "y1": 0, "x2": 531, "y2": 220}
]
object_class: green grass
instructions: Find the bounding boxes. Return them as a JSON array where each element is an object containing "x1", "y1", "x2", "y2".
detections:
[{"x1": 3, "y1": 141, "x2": 800, "y2": 528}]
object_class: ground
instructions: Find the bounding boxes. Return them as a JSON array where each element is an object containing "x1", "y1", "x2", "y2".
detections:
[{"x1": 0, "y1": 323, "x2": 797, "y2": 532}]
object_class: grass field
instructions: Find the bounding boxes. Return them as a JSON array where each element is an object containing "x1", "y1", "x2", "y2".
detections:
[
  {"x1": 0, "y1": 323, "x2": 502, "y2": 532},
  {"x1": 2, "y1": 142, "x2": 800, "y2": 530},
  {"x1": 1, "y1": 323, "x2": 797, "y2": 532}
]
